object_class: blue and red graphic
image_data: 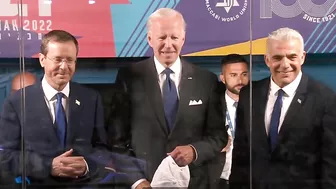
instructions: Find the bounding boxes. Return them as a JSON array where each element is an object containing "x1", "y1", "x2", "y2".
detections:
[{"x1": 0, "y1": 0, "x2": 335, "y2": 58}]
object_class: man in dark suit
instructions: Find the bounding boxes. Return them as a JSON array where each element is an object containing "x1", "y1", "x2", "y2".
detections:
[
  {"x1": 230, "y1": 27, "x2": 336, "y2": 189},
  {"x1": 116, "y1": 8, "x2": 227, "y2": 189},
  {"x1": 0, "y1": 30, "x2": 121, "y2": 188},
  {"x1": 210, "y1": 54, "x2": 249, "y2": 189}
]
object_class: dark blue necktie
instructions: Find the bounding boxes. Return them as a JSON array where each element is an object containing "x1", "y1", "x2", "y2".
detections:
[
  {"x1": 55, "y1": 92, "x2": 67, "y2": 149},
  {"x1": 162, "y1": 68, "x2": 179, "y2": 132},
  {"x1": 269, "y1": 89, "x2": 284, "y2": 151}
]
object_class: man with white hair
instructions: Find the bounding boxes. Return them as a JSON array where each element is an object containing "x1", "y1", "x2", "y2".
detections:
[
  {"x1": 116, "y1": 7, "x2": 226, "y2": 189},
  {"x1": 230, "y1": 27, "x2": 336, "y2": 189}
]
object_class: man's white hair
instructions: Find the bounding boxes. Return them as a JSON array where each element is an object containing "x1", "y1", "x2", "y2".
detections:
[
  {"x1": 266, "y1": 27, "x2": 305, "y2": 54},
  {"x1": 146, "y1": 8, "x2": 186, "y2": 31}
]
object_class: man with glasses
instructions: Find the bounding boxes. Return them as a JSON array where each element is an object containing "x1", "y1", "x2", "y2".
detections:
[{"x1": 0, "y1": 30, "x2": 119, "y2": 187}]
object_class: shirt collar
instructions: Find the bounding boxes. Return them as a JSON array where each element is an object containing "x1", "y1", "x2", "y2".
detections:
[
  {"x1": 225, "y1": 91, "x2": 237, "y2": 107},
  {"x1": 154, "y1": 56, "x2": 181, "y2": 75},
  {"x1": 270, "y1": 71, "x2": 302, "y2": 97},
  {"x1": 42, "y1": 76, "x2": 70, "y2": 101}
]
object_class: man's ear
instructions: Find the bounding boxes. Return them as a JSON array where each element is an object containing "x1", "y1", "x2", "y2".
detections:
[
  {"x1": 220, "y1": 74, "x2": 225, "y2": 84},
  {"x1": 39, "y1": 53, "x2": 45, "y2": 68},
  {"x1": 147, "y1": 33, "x2": 153, "y2": 48},
  {"x1": 264, "y1": 54, "x2": 271, "y2": 68}
]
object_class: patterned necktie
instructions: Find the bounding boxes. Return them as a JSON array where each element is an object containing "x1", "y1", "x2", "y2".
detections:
[
  {"x1": 269, "y1": 89, "x2": 284, "y2": 151},
  {"x1": 55, "y1": 92, "x2": 67, "y2": 149},
  {"x1": 162, "y1": 68, "x2": 179, "y2": 132}
]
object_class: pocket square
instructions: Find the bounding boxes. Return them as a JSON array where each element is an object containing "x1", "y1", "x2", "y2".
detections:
[{"x1": 189, "y1": 99, "x2": 202, "y2": 106}]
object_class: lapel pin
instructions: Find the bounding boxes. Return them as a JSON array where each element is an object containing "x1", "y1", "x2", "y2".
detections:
[
  {"x1": 188, "y1": 77, "x2": 192, "y2": 80},
  {"x1": 75, "y1": 100, "x2": 80, "y2": 106},
  {"x1": 297, "y1": 99, "x2": 301, "y2": 104}
]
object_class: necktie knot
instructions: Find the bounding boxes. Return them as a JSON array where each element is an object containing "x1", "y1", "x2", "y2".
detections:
[
  {"x1": 277, "y1": 89, "x2": 284, "y2": 98},
  {"x1": 163, "y1": 68, "x2": 174, "y2": 77},
  {"x1": 56, "y1": 92, "x2": 64, "y2": 102},
  {"x1": 233, "y1": 102, "x2": 238, "y2": 108}
]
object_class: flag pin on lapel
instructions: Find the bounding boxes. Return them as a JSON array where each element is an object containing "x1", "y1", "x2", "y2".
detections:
[
  {"x1": 76, "y1": 100, "x2": 80, "y2": 106},
  {"x1": 297, "y1": 99, "x2": 301, "y2": 104}
]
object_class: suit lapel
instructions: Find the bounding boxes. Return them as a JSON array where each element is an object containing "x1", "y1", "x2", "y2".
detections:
[
  {"x1": 219, "y1": 83, "x2": 227, "y2": 120},
  {"x1": 253, "y1": 79, "x2": 271, "y2": 148},
  {"x1": 171, "y1": 60, "x2": 194, "y2": 135},
  {"x1": 67, "y1": 83, "x2": 83, "y2": 146},
  {"x1": 33, "y1": 84, "x2": 59, "y2": 143},
  {"x1": 277, "y1": 75, "x2": 308, "y2": 140},
  {"x1": 143, "y1": 58, "x2": 169, "y2": 135}
]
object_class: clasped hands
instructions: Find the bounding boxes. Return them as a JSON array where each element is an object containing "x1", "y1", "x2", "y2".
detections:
[{"x1": 51, "y1": 149, "x2": 87, "y2": 178}]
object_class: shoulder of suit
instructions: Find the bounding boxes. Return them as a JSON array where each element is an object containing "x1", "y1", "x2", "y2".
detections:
[
  {"x1": 184, "y1": 61, "x2": 217, "y2": 78},
  {"x1": 70, "y1": 81, "x2": 98, "y2": 95},
  {"x1": 305, "y1": 75, "x2": 335, "y2": 96},
  {"x1": 5, "y1": 83, "x2": 39, "y2": 107},
  {"x1": 132, "y1": 58, "x2": 151, "y2": 68}
]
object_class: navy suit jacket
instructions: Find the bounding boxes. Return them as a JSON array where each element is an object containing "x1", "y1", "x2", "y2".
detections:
[
  {"x1": 0, "y1": 81, "x2": 107, "y2": 183},
  {"x1": 230, "y1": 75, "x2": 336, "y2": 189}
]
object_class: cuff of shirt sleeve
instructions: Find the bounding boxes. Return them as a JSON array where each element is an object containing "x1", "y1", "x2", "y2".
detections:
[
  {"x1": 189, "y1": 144, "x2": 198, "y2": 162},
  {"x1": 131, "y1": 179, "x2": 147, "y2": 189},
  {"x1": 83, "y1": 159, "x2": 89, "y2": 176}
]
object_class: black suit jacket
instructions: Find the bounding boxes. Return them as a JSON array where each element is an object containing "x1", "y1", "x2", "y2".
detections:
[
  {"x1": 208, "y1": 82, "x2": 228, "y2": 189},
  {"x1": 117, "y1": 57, "x2": 227, "y2": 188},
  {"x1": 0, "y1": 82, "x2": 110, "y2": 185},
  {"x1": 230, "y1": 75, "x2": 336, "y2": 189}
]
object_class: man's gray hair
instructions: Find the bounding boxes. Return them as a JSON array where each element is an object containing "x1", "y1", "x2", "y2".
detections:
[
  {"x1": 146, "y1": 8, "x2": 186, "y2": 31},
  {"x1": 266, "y1": 27, "x2": 304, "y2": 54}
]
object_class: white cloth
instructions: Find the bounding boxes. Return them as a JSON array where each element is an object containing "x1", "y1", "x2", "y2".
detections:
[{"x1": 151, "y1": 156, "x2": 190, "y2": 188}]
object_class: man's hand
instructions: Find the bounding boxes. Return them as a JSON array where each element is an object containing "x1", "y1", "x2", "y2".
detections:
[
  {"x1": 135, "y1": 180, "x2": 151, "y2": 189},
  {"x1": 167, "y1": 145, "x2": 195, "y2": 167},
  {"x1": 221, "y1": 136, "x2": 232, "y2": 152},
  {"x1": 51, "y1": 149, "x2": 87, "y2": 178}
]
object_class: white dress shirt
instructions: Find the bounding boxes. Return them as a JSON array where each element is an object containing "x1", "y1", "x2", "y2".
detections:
[
  {"x1": 154, "y1": 56, "x2": 181, "y2": 97},
  {"x1": 221, "y1": 92, "x2": 237, "y2": 180},
  {"x1": 265, "y1": 71, "x2": 302, "y2": 134},
  {"x1": 42, "y1": 77, "x2": 70, "y2": 122}
]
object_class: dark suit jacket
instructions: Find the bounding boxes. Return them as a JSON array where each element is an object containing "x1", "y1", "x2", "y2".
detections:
[
  {"x1": 0, "y1": 82, "x2": 109, "y2": 185},
  {"x1": 230, "y1": 75, "x2": 336, "y2": 189},
  {"x1": 116, "y1": 57, "x2": 227, "y2": 188},
  {"x1": 208, "y1": 82, "x2": 227, "y2": 189}
]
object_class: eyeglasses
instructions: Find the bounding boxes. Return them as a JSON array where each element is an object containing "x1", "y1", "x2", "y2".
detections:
[{"x1": 45, "y1": 55, "x2": 76, "y2": 66}]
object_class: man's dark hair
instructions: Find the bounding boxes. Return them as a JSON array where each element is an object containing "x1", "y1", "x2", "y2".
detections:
[
  {"x1": 221, "y1": 54, "x2": 248, "y2": 67},
  {"x1": 40, "y1": 30, "x2": 79, "y2": 55}
]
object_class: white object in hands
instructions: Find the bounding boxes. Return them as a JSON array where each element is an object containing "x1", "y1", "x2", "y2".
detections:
[{"x1": 151, "y1": 155, "x2": 190, "y2": 188}]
